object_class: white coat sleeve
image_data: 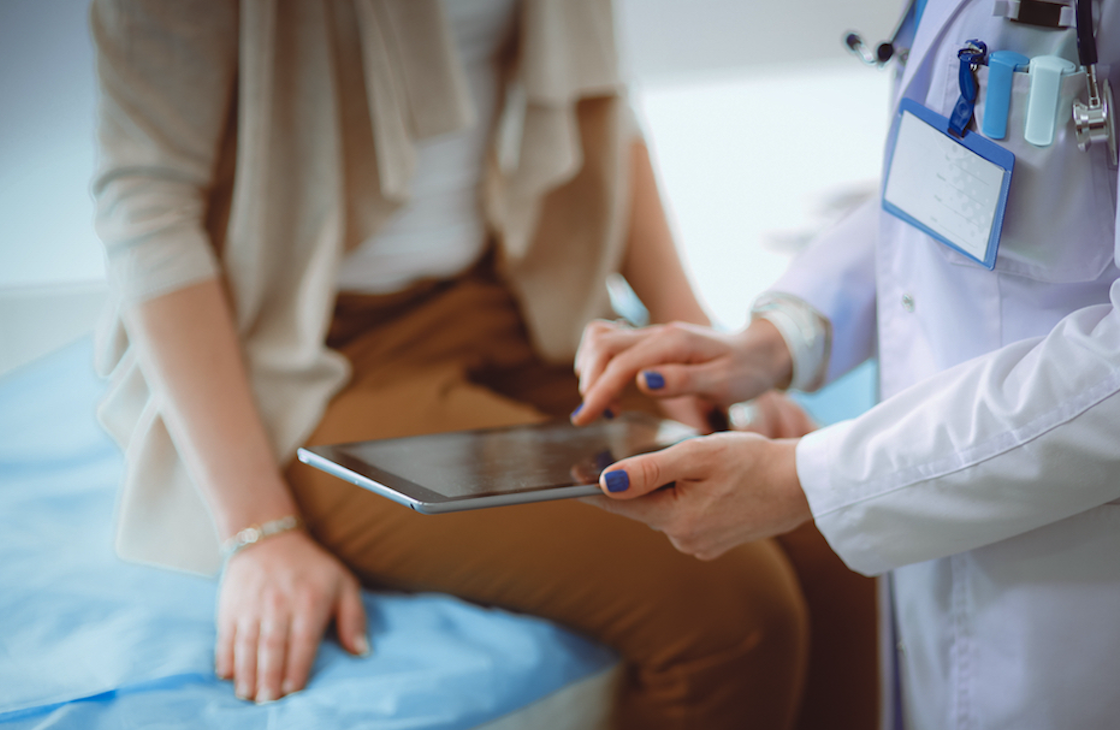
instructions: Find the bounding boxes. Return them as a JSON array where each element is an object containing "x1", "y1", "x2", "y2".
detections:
[
  {"x1": 796, "y1": 180, "x2": 1120, "y2": 577},
  {"x1": 768, "y1": 197, "x2": 879, "y2": 385}
]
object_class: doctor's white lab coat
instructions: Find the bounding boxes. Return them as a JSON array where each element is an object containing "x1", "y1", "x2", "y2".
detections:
[{"x1": 774, "y1": 1, "x2": 1120, "y2": 727}]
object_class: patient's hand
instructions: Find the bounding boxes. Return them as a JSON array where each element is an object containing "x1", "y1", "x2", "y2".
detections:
[{"x1": 215, "y1": 530, "x2": 368, "y2": 702}]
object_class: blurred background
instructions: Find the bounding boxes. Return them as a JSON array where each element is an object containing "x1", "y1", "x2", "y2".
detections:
[{"x1": 0, "y1": 0, "x2": 901, "y2": 413}]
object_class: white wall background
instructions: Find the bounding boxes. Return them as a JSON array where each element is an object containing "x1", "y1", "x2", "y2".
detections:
[
  {"x1": 1, "y1": 1, "x2": 102, "y2": 289},
  {"x1": 0, "y1": 0, "x2": 903, "y2": 375}
]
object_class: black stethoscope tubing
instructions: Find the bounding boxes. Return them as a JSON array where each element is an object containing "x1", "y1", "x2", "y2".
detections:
[
  {"x1": 1075, "y1": 0, "x2": 1096, "y2": 67},
  {"x1": 848, "y1": 0, "x2": 1098, "y2": 69},
  {"x1": 844, "y1": 0, "x2": 916, "y2": 67}
]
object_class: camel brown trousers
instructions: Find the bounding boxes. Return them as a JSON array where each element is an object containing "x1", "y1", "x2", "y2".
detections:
[{"x1": 285, "y1": 260, "x2": 877, "y2": 730}]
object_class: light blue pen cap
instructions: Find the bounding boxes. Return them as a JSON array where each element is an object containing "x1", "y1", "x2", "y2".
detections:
[
  {"x1": 1025, "y1": 55, "x2": 1077, "y2": 147},
  {"x1": 982, "y1": 50, "x2": 1029, "y2": 140}
]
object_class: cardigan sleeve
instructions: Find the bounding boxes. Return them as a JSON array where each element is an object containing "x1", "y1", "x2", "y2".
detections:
[{"x1": 90, "y1": 0, "x2": 238, "y2": 305}]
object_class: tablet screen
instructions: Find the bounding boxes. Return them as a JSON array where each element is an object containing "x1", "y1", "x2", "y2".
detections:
[{"x1": 301, "y1": 413, "x2": 695, "y2": 507}]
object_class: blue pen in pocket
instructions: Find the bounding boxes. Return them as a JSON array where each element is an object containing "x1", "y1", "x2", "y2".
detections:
[{"x1": 982, "y1": 50, "x2": 1029, "y2": 140}]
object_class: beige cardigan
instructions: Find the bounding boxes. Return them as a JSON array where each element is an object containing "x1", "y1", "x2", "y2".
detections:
[{"x1": 91, "y1": 0, "x2": 636, "y2": 575}]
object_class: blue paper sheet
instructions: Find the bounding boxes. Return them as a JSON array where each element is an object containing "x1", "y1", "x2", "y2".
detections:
[{"x1": 0, "y1": 339, "x2": 616, "y2": 729}]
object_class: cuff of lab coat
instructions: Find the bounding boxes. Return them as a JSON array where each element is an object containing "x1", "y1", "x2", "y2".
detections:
[{"x1": 796, "y1": 420, "x2": 888, "y2": 577}]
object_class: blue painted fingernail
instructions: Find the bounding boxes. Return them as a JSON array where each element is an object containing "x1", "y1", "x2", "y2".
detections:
[
  {"x1": 604, "y1": 408, "x2": 615, "y2": 420},
  {"x1": 571, "y1": 405, "x2": 583, "y2": 419},
  {"x1": 643, "y1": 371, "x2": 665, "y2": 390},
  {"x1": 604, "y1": 470, "x2": 629, "y2": 493}
]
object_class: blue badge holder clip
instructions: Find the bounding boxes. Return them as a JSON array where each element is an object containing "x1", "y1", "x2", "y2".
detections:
[{"x1": 950, "y1": 41, "x2": 988, "y2": 137}]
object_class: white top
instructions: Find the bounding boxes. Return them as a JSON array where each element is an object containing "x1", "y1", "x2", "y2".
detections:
[{"x1": 337, "y1": 0, "x2": 518, "y2": 294}]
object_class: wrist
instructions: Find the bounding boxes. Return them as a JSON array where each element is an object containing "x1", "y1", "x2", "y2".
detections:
[
  {"x1": 221, "y1": 514, "x2": 305, "y2": 563},
  {"x1": 738, "y1": 319, "x2": 794, "y2": 391},
  {"x1": 211, "y1": 477, "x2": 301, "y2": 542},
  {"x1": 749, "y1": 293, "x2": 831, "y2": 392},
  {"x1": 771, "y1": 438, "x2": 811, "y2": 533}
]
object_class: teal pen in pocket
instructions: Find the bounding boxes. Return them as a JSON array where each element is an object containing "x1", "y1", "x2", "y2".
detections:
[
  {"x1": 1025, "y1": 55, "x2": 1077, "y2": 147},
  {"x1": 982, "y1": 50, "x2": 1029, "y2": 140}
]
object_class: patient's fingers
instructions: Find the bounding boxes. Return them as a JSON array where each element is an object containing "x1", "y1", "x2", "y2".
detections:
[
  {"x1": 233, "y1": 617, "x2": 260, "y2": 700},
  {"x1": 215, "y1": 615, "x2": 235, "y2": 680},
  {"x1": 256, "y1": 610, "x2": 289, "y2": 703},
  {"x1": 283, "y1": 609, "x2": 321, "y2": 696},
  {"x1": 336, "y1": 575, "x2": 370, "y2": 658}
]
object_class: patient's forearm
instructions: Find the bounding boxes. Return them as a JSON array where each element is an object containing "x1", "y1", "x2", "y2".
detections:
[
  {"x1": 621, "y1": 140, "x2": 709, "y2": 327},
  {"x1": 123, "y1": 278, "x2": 299, "y2": 540}
]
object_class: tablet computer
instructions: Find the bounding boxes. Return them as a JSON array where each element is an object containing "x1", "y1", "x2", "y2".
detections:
[{"x1": 296, "y1": 412, "x2": 695, "y2": 514}]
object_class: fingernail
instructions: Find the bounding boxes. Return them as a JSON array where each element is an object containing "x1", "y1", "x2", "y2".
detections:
[
  {"x1": 603, "y1": 408, "x2": 615, "y2": 420},
  {"x1": 235, "y1": 684, "x2": 250, "y2": 701},
  {"x1": 571, "y1": 405, "x2": 583, "y2": 419},
  {"x1": 604, "y1": 470, "x2": 629, "y2": 493},
  {"x1": 256, "y1": 689, "x2": 277, "y2": 705},
  {"x1": 355, "y1": 633, "x2": 371, "y2": 658},
  {"x1": 643, "y1": 371, "x2": 665, "y2": 390},
  {"x1": 282, "y1": 680, "x2": 297, "y2": 696}
]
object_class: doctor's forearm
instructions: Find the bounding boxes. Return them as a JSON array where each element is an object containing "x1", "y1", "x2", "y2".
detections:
[
  {"x1": 620, "y1": 140, "x2": 709, "y2": 327},
  {"x1": 123, "y1": 278, "x2": 300, "y2": 541},
  {"x1": 800, "y1": 299, "x2": 1120, "y2": 575}
]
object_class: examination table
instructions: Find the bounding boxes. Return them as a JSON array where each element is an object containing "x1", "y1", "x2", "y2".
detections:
[{"x1": 0, "y1": 338, "x2": 619, "y2": 729}]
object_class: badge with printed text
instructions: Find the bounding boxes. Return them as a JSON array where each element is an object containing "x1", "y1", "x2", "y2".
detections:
[{"x1": 882, "y1": 98, "x2": 1015, "y2": 270}]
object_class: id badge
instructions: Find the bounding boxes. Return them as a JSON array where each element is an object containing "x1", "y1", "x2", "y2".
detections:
[{"x1": 883, "y1": 98, "x2": 1015, "y2": 270}]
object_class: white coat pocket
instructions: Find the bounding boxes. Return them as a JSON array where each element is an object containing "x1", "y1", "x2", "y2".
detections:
[{"x1": 935, "y1": 61, "x2": 1117, "y2": 283}]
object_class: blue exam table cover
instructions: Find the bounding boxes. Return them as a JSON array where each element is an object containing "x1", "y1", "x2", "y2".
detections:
[{"x1": 0, "y1": 339, "x2": 616, "y2": 728}]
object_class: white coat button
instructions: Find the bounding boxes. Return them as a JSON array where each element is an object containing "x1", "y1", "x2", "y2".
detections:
[{"x1": 902, "y1": 293, "x2": 915, "y2": 312}]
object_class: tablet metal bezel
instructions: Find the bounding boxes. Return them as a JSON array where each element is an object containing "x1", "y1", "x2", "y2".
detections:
[{"x1": 295, "y1": 413, "x2": 692, "y2": 514}]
